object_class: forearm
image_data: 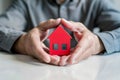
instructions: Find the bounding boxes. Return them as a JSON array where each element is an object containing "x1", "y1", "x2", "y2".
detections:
[
  {"x1": 96, "y1": 27, "x2": 120, "y2": 55},
  {"x1": 0, "y1": 27, "x2": 25, "y2": 52},
  {"x1": 0, "y1": 0, "x2": 28, "y2": 52}
]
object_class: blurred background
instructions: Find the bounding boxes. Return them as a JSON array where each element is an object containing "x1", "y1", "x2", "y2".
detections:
[
  {"x1": 0, "y1": 0, "x2": 120, "y2": 14},
  {"x1": 0, "y1": 0, "x2": 14, "y2": 14}
]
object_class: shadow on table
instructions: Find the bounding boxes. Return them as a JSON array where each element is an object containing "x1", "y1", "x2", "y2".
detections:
[{"x1": 13, "y1": 54, "x2": 50, "y2": 66}]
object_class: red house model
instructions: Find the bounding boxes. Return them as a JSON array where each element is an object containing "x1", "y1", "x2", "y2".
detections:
[{"x1": 48, "y1": 24, "x2": 72, "y2": 56}]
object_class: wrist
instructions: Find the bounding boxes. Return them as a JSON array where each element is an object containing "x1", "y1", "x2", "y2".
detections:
[
  {"x1": 12, "y1": 33, "x2": 26, "y2": 54},
  {"x1": 95, "y1": 35, "x2": 105, "y2": 54}
]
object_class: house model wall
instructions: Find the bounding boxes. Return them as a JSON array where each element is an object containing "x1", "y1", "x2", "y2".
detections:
[{"x1": 48, "y1": 25, "x2": 72, "y2": 56}]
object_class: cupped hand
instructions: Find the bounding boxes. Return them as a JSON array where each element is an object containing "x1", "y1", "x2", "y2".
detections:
[
  {"x1": 59, "y1": 19, "x2": 105, "y2": 66},
  {"x1": 13, "y1": 19, "x2": 61, "y2": 65}
]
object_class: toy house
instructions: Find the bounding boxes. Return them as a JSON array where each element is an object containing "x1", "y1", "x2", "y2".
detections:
[{"x1": 48, "y1": 24, "x2": 72, "y2": 56}]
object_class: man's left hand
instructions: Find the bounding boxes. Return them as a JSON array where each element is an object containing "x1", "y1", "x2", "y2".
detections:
[{"x1": 59, "y1": 19, "x2": 105, "y2": 66}]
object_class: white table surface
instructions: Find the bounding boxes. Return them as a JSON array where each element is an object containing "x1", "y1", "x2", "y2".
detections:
[{"x1": 0, "y1": 51, "x2": 120, "y2": 80}]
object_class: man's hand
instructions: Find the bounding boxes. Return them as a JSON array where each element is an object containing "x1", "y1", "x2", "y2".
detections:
[
  {"x1": 59, "y1": 19, "x2": 105, "y2": 66},
  {"x1": 13, "y1": 19, "x2": 61, "y2": 65}
]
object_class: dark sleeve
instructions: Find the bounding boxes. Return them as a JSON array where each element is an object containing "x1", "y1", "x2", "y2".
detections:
[
  {"x1": 95, "y1": 0, "x2": 120, "y2": 54},
  {"x1": 0, "y1": 0, "x2": 27, "y2": 52}
]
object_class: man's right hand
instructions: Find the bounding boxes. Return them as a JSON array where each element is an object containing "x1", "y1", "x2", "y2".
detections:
[{"x1": 13, "y1": 19, "x2": 61, "y2": 65}]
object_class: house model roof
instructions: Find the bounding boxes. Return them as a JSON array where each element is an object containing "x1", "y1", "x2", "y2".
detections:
[{"x1": 48, "y1": 24, "x2": 72, "y2": 39}]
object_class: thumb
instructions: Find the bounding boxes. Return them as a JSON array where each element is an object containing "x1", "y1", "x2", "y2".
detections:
[
  {"x1": 61, "y1": 19, "x2": 85, "y2": 33},
  {"x1": 38, "y1": 18, "x2": 61, "y2": 31}
]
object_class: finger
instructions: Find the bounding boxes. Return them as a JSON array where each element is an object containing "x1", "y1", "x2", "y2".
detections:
[
  {"x1": 61, "y1": 18, "x2": 85, "y2": 32},
  {"x1": 40, "y1": 29, "x2": 50, "y2": 41},
  {"x1": 67, "y1": 36, "x2": 90, "y2": 64},
  {"x1": 42, "y1": 43, "x2": 49, "y2": 53},
  {"x1": 50, "y1": 55, "x2": 60, "y2": 65},
  {"x1": 35, "y1": 45, "x2": 50, "y2": 63},
  {"x1": 74, "y1": 32, "x2": 82, "y2": 42},
  {"x1": 74, "y1": 49, "x2": 92, "y2": 64},
  {"x1": 31, "y1": 35, "x2": 51, "y2": 63},
  {"x1": 70, "y1": 48, "x2": 75, "y2": 53},
  {"x1": 38, "y1": 18, "x2": 61, "y2": 31},
  {"x1": 59, "y1": 55, "x2": 70, "y2": 66}
]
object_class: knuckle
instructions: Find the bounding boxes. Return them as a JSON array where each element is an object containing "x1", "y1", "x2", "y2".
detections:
[
  {"x1": 74, "y1": 22, "x2": 86, "y2": 32},
  {"x1": 76, "y1": 22, "x2": 81, "y2": 25},
  {"x1": 88, "y1": 35, "x2": 94, "y2": 46},
  {"x1": 39, "y1": 21, "x2": 44, "y2": 26},
  {"x1": 48, "y1": 19, "x2": 55, "y2": 23},
  {"x1": 28, "y1": 32, "x2": 35, "y2": 39},
  {"x1": 28, "y1": 29, "x2": 40, "y2": 38},
  {"x1": 79, "y1": 22, "x2": 84, "y2": 27}
]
